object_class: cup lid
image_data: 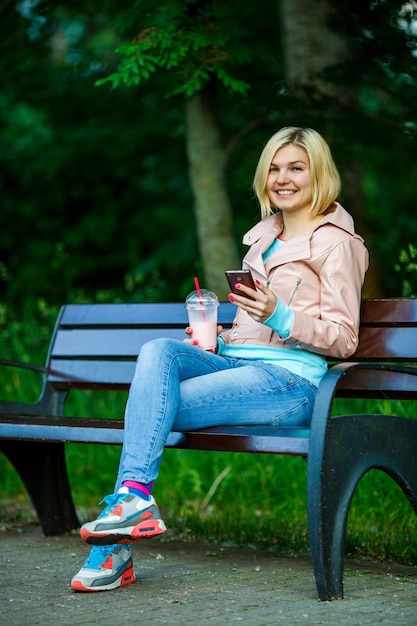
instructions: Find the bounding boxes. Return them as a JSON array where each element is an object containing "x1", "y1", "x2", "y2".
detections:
[{"x1": 185, "y1": 289, "x2": 219, "y2": 309}]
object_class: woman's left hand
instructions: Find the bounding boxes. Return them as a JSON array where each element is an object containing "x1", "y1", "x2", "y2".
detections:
[
  {"x1": 184, "y1": 324, "x2": 223, "y2": 348},
  {"x1": 228, "y1": 281, "x2": 277, "y2": 323}
]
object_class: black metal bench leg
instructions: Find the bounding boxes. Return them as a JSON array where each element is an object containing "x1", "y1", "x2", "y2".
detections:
[
  {"x1": 0, "y1": 440, "x2": 80, "y2": 535},
  {"x1": 308, "y1": 414, "x2": 417, "y2": 601}
]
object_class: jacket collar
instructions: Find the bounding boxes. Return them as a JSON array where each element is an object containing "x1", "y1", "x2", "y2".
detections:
[{"x1": 242, "y1": 203, "x2": 357, "y2": 274}]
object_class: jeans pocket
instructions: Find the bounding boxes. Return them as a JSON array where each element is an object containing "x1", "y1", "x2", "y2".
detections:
[{"x1": 272, "y1": 395, "x2": 313, "y2": 428}]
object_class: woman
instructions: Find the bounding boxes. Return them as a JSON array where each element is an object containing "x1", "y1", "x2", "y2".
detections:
[{"x1": 71, "y1": 126, "x2": 369, "y2": 592}]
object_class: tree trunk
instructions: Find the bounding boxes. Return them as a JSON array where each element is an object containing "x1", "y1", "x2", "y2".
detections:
[
  {"x1": 185, "y1": 85, "x2": 240, "y2": 299},
  {"x1": 279, "y1": 0, "x2": 381, "y2": 296},
  {"x1": 280, "y1": 0, "x2": 348, "y2": 91}
]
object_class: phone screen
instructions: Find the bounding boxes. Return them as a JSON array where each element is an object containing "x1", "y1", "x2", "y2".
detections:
[{"x1": 225, "y1": 270, "x2": 256, "y2": 300}]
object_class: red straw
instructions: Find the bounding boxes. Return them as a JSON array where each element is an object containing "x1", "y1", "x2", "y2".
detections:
[
  {"x1": 194, "y1": 276, "x2": 206, "y2": 319},
  {"x1": 194, "y1": 276, "x2": 203, "y2": 304}
]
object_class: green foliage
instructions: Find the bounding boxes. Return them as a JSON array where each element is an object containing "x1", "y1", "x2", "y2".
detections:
[
  {"x1": 96, "y1": 1, "x2": 251, "y2": 96},
  {"x1": 1, "y1": 1, "x2": 417, "y2": 316},
  {"x1": 0, "y1": 1, "x2": 277, "y2": 316},
  {"x1": 395, "y1": 244, "x2": 417, "y2": 297},
  {"x1": 0, "y1": 6, "x2": 197, "y2": 313}
]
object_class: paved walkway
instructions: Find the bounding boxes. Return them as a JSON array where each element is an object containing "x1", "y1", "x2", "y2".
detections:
[{"x1": 1, "y1": 524, "x2": 417, "y2": 625}]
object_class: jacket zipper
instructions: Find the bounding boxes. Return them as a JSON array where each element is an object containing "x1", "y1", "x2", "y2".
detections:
[
  {"x1": 287, "y1": 278, "x2": 302, "y2": 306},
  {"x1": 265, "y1": 267, "x2": 279, "y2": 288}
]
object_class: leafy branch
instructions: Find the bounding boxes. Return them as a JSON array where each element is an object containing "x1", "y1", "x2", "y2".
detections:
[
  {"x1": 395, "y1": 244, "x2": 417, "y2": 296},
  {"x1": 95, "y1": 5, "x2": 250, "y2": 97}
]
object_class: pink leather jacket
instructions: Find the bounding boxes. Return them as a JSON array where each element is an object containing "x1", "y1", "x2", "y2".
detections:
[{"x1": 222, "y1": 203, "x2": 369, "y2": 360}]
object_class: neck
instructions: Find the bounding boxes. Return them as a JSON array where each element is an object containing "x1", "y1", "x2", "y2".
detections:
[{"x1": 281, "y1": 212, "x2": 323, "y2": 240}]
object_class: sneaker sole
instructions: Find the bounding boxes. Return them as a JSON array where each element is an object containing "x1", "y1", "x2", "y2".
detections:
[
  {"x1": 71, "y1": 567, "x2": 136, "y2": 592},
  {"x1": 80, "y1": 519, "x2": 167, "y2": 546}
]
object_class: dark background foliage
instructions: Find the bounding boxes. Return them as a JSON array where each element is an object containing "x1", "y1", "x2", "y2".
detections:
[{"x1": 1, "y1": 0, "x2": 416, "y2": 320}]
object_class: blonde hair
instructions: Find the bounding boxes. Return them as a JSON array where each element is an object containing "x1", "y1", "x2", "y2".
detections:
[{"x1": 253, "y1": 127, "x2": 341, "y2": 219}]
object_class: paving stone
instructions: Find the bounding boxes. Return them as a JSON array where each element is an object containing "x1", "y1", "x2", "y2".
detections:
[{"x1": 1, "y1": 526, "x2": 416, "y2": 625}]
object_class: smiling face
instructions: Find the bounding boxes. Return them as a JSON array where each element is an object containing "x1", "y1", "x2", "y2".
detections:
[{"x1": 266, "y1": 144, "x2": 313, "y2": 217}]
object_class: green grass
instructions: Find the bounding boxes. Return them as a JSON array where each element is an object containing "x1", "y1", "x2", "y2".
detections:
[{"x1": 1, "y1": 311, "x2": 416, "y2": 564}]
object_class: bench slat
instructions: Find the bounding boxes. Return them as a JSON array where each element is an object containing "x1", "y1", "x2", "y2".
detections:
[
  {"x1": 48, "y1": 359, "x2": 135, "y2": 386},
  {"x1": 47, "y1": 358, "x2": 417, "y2": 397},
  {"x1": 0, "y1": 417, "x2": 310, "y2": 455},
  {"x1": 51, "y1": 328, "x2": 187, "y2": 358},
  {"x1": 59, "y1": 302, "x2": 236, "y2": 328},
  {"x1": 50, "y1": 325, "x2": 417, "y2": 362},
  {"x1": 355, "y1": 326, "x2": 417, "y2": 360},
  {"x1": 334, "y1": 368, "x2": 417, "y2": 399},
  {"x1": 360, "y1": 298, "x2": 417, "y2": 325}
]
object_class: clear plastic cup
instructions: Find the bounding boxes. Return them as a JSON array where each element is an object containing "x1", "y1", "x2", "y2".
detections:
[{"x1": 185, "y1": 289, "x2": 219, "y2": 351}]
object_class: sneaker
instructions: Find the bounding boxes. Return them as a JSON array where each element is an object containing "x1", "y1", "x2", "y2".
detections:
[
  {"x1": 80, "y1": 487, "x2": 167, "y2": 545},
  {"x1": 71, "y1": 544, "x2": 136, "y2": 592}
]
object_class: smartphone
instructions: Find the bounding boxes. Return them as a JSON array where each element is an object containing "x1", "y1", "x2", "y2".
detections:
[{"x1": 225, "y1": 269, "x2": 257, "y2": 301}]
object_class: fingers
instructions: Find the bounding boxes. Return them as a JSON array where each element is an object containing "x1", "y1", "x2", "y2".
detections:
[
  {"x1": 184, "y1": 334, "x2": 201, "y2": 347},
  {"x1": 184, "y1": 327, "x2": 196, "y2": 345},
  {"x1": 228, "y1": 281, "x2": 277, "y2": 322},
  {"x1": 228, "y1": 279, "x2": 267, "y2": 303},
  {"x1": 185, "y1": 326, "x2": 198, "y2": 343},
  {"x1": 228, "y1": 282, "x2": 257, "y2": 301},
  {"x1": 185, "y1": 327, "x2": 215, "y2": 349},
  {"x1": 254, "y1": 279, "x2": 269, "y2": 294}
]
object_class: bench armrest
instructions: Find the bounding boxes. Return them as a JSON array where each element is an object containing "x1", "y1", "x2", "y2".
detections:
[
  {"x1": 0, "y1": 358, "x2": 88, "y2": 382},
  {"x1": 0, "y1": 358, "x2": 73, "y2": 415},
  {"x1": 0, "y1": 357, "x2": 48, "y2": 375},
  {"x1": 314, "y1": 361, "x2": 417, "y2": 420},
  {"x1": 309, "y1": 361, "x2": 417, "y2": 466}
]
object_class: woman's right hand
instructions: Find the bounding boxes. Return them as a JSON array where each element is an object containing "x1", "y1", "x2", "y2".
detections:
[{"x1": 228, "y1": 281, "x2": 278, "y2": 323}]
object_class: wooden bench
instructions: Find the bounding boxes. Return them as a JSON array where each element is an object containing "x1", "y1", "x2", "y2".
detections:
[{"x1": 1, "y1": 299, "x2": 417, "y2": 601}]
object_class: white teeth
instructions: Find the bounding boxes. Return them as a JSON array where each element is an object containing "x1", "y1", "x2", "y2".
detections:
[{"x1": 277, "y1": 190, "x2": 295, "y2": 195}]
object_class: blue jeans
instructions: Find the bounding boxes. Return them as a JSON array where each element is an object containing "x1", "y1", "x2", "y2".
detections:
[{"x1": 115, "y1": 338, "x2": 316, "y2": 489}]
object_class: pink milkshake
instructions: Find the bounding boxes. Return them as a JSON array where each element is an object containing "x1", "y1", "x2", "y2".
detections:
[{"x1": 185, "y1": 289, "x2": 219, "y2": 351}]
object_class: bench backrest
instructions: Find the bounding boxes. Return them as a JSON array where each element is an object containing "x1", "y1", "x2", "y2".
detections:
[
  {"x1": 338, "y1": 298, "x2": 417, "y2": 399},
  {"x1": 47, "y1": 302, "x2": 236, "y2": 390},
  {"x1": 46, "y1": 299, "x2": 417, "y2": 399}
]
